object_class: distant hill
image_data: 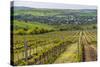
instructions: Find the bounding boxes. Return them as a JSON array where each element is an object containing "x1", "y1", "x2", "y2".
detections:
[
  {"x1": 11, "y1": 6, "x2": 33, "y2": 11},
  {"x1": 12, "y1": 6, "x2": 97, "y2": 25}
]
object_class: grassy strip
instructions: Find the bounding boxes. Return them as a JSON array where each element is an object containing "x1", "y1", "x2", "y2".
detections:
[{"x1": 54, "y1": 42, "x2": 82, "y2": 63}]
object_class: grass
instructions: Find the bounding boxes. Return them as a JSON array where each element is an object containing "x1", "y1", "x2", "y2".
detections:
[
  {"x1": 13, "y1": 20, "x2": 55, "y2": 30},
  {"x1": 54, "y1": 42, "x2": 82, "y2": 63},
  {"x1": 12, "y1": 20, "x2": 56, "y2": 34}
]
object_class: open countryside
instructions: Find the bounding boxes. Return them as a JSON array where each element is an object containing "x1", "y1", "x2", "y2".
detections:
[{"x1": 11, "y1": 2, "x2": 97, "y2": 66}]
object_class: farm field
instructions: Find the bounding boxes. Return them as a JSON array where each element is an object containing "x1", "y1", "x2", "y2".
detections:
[
  {"x1": 11, "y1": 1, "x2": 97, "y2": 66},
  {"x1": 11, "y1": 30, "x2": 97, "y2": 65}
]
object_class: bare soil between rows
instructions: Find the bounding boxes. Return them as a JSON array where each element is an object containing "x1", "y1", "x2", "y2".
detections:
[{"x1": 82, "y1": 32, "x2": 97, "y2": 62}]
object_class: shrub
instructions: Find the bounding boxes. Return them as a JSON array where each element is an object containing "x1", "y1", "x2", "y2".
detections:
[
  {"x1": 92, "y1": 26, "x2": 97, "y2": 29},
  {"x1": 26, "y1": 29, "x2": 34, "y2": 34},
  {"x1": 15, "y1": 29, "x2": 26, "y2": 35}
]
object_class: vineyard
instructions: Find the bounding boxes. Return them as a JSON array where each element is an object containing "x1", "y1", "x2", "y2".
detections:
[
  {"x1": 11, "y1": 30, "x2": 97, "y2": 65},
  {"x1": 11, "y1": 2, "x2": 97, "y2": 66}
]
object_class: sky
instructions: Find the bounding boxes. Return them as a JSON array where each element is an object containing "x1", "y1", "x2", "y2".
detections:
[{"x1": 13, "y1": 1, "x2": 97, "y2": 9}]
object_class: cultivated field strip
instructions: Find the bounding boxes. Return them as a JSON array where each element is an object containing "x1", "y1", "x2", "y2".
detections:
[
  {"x1": 81, "y1": 31, "x2": 97, "y2": 61},
  {"x1": 12, "y1": 31, "x2": 79, "y2": 65},
  {"x1": 12, "y1": 30, "x2": 97, "y2": 65}
]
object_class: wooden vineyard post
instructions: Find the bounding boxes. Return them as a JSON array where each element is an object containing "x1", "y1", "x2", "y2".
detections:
[
  {"x1": 78, "y1": 31, "x2": 82, "y2": 62},
  {"x1": 77, "y1": 32, "x2": 79, "y2": 62},
  {"x1": 81, "y1": 31, "x2": 85, "y2": 62},
  {"x1": 16, "y1": 51, "x2": 20, "y2": 64},
  {"x1": 29, "y1": 47, "x2": 31, "y2": 58},
  {"x1": 24, "y1": 37, "x2": 28, "y2": 63}
]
